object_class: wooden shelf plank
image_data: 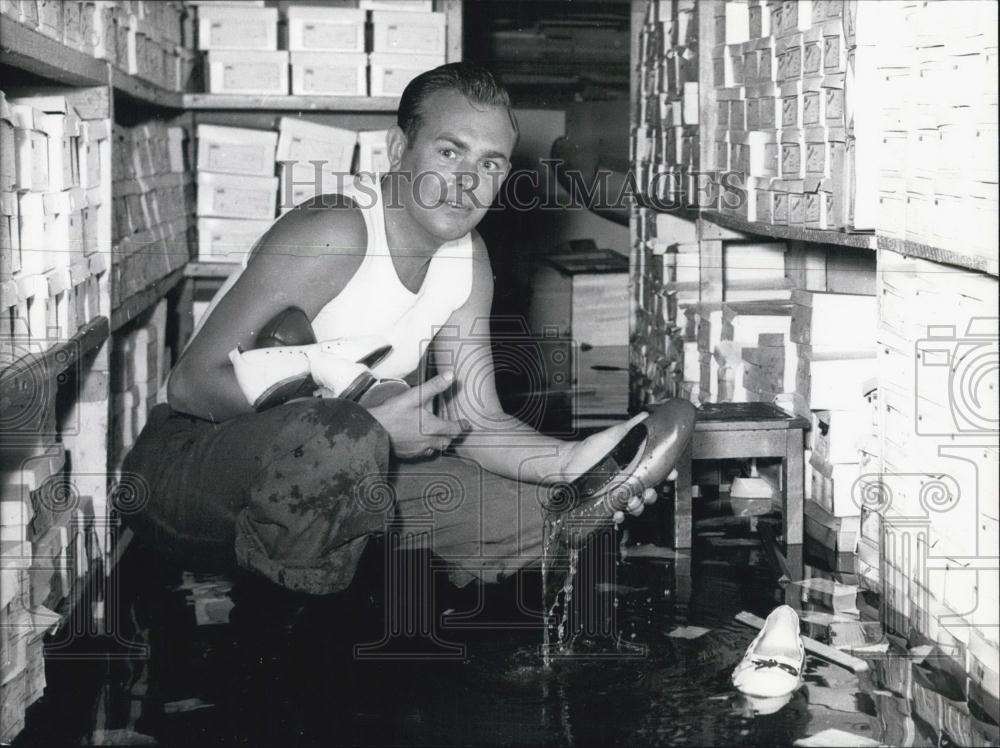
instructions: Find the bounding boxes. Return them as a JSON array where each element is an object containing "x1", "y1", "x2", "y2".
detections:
[
  {"x1": 184, "y1": 261, "x2": 239, "y2": 280},
  {"x1": 111, "y1": 67, "x2": 183, "y2": 109},
  {"x1": 0, "y1": 21, "x2": 106, "y2": 87},
  {"x1": 876, "y1": 235, "x2": 998, "y2": 277},
  {"x1": 0, "y1": 316, "x2": 110, "y2": 408},
  {"x1": 111, "y1": 268, "x2": 185, "y2": 332},
  {"x1": 700, "y1": 211, "x2": 877, "y2": 250},
  {"x1": 183, "y1": 93, "x2": 400, "y2": 112}
]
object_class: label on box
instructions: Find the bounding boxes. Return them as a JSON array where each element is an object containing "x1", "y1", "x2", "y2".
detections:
[
  {"x1": 788, "y1": 192, "x2": 805, "y2": 224},
  {"x1": 825, "y1": 87, "x2": 844, "y2": 122},
  {"x1": 205, "y1": 143, "x2": 270, "y2": 175},
  {"x1": 210, "y1": 186, "x2": 272, "y2": 218},
  {"x1": 782, "y1": 142, "x2": 801, "y2": 175},
  {"x1": 210, "y1": 20, "x2": 269, "y2": 49},
  {"x1": 731, "y1": 100, "x2": 746, "y2": 130},
  {"x1": 303, "y1": 66, "x2": 358, "y2": 95},
  {"x1": 223, "y1": 62, "x2": 280, "y2": 92},
  {"x1": 773, "y1": 190, "x2": 788, "y2": 223},
  {"x1": 803, "y1": 91, "x2": 821, "y2": 125},
  {"x1": 803, "y1": 41, "x2": 822, "y2": 75},
  {"x1": 782, "y1": 94, "x2": 799, "y2": 128},
  {"x1": 759, "y1": 96, "x2": 776, "y2": 129},
  {"x1": 303, "y1": 23, "x2": 359, "y2": 50},
  {"x1": 804, "y1": 192, "x2": 821, "y2": 223},
  {"x1": 759, "y1": 48, "x2": 774, "y2": 81},
  {"x1": 805, "y1": 141, "x2": 825, "y2": 175}
]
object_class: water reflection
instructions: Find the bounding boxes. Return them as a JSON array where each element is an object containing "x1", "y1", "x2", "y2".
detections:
[{"x1": 16, "y1": 526, "x2": 997, "y2": 747}]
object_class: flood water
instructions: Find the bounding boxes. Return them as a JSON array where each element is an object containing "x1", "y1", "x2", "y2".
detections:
[{"x1": 15, "y1": 502, "x2": 963, "y2": 748}]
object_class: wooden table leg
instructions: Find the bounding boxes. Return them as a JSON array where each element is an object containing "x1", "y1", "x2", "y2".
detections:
[
  {"x1": 674, "y1": 439, "x2": 693, "y2": 549},
  {"x1": 783, "y1": 429, "x2": 805, "y2": 545}
]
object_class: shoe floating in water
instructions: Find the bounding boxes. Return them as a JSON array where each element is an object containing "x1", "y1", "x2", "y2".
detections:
[{"x1": 732, "y1": 605, "x2": 806, "y2": 707}]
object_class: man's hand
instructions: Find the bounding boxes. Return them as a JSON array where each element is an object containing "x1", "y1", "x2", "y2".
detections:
[
  {"x1": 558, "y1": 411, "x2": 678, "y2": 525},
  {"x1": 367, "y1": 372, "x2": 469, "y2": 459}
]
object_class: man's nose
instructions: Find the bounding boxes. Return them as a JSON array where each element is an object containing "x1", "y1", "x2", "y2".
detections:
[{"x1": 452, "y1": 168, "x2": 477, "y2": 193}]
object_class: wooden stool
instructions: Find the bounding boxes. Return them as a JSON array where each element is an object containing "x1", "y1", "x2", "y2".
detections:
[{"x1": 673, "y1": 402, "x2": 809, "y2": 548}]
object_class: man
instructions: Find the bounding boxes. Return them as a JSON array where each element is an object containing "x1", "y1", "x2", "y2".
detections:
[{"x1": 123, "y1": 63, "x2": 660, "y2": 595}]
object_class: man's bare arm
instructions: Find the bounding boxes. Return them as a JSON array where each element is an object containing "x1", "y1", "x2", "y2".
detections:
[
  {"x1": 168, "y1": 197, "x2": 367, "y2": 422},
  {"x1": 433, "y1": 233, "x2": 571, "y2": 484}
]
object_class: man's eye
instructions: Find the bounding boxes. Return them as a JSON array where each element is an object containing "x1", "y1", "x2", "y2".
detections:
[
  {"x1": 482, "y1": 160, "x2": 499, "y2": 171},
  {"x1": 440, "y1": 148, "x2": 456, "y2": 159}
]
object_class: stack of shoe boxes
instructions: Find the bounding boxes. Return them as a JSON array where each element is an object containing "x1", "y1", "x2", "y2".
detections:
[
  {"x1": 0, "y1": 0, "x2": 194, "y2": 93},
  {"x1": 286, "y1": 6, "x2": 367, "y2": 96},
  {"x1": 875, "y1": 249, "x2": 998, "y2": 650},
  {"x1": 111, "y1": 121, "x2": 194, "y2": 306},
  {"x1": 110, "y1": 298, "x2": 168, "y2": 472},
  {"x1": 369, "y1": 7, "x2": 447, "y2": 96},
  {"x1": 710, "y1": 0, "x2": 873, "y2": 229},
  {"x1": 194, "y1": 123, "x2": 277, "y2": 262},
  {"x1": 630, "y1": 0, "x2": 700, "y2": 408},
  {"x1": 866, "y1": 1, "x2": 998, "y2": 263},
  {"x1": 633, "y1": 0, "x2": 699, "y2": 211},
  {"x1": 193, "y1": 0, "x2": 449, "y2": 99},
  {"x1": 197, "y1": 2, "x2": 287, "y2": 96},
  {"x1": 276, "y1": 117, "x2": 359, "y2": 216},
  {"x1": 2, "y1": 91, "x2": 110, "y2": 348}
]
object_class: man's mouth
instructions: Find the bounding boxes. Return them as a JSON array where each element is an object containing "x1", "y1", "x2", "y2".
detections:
[{"x1": 445, "y1": 199, "x2": 471, "y2": 210}]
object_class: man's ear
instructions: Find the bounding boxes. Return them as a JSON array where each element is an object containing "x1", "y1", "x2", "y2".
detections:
[{"x1": 386, "y1": 125, "x2": 407, "y2": 170}]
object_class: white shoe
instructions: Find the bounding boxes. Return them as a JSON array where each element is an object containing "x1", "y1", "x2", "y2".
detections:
[
  {"x1": 732, "y1": 605, "x2": 806, "y2": 699},
  {"x1": 317, "y1": 336, "x2": 391, "y2": 368},
  {"x1": 229, "y1": 346, "x2": 314, "y2": 410},
  {"x1": 739, "y1": 692, "x2": 794, "y2": 716},
  {"x1": 304, "y1": 346, "x2": 372, "y2": 395}
]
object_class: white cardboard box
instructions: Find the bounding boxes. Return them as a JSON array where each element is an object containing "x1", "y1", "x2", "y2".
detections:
[
  {"x1": 369, "y1": 52, "x2": 446, "y2": 97},
  {"x1": 356, "y1": 130, "x2": 391, "y2": 176},
  {"x1": 206, "y1": 51, "x2": 289, "y2": 95},
  {"x1": 285, "y1": 7, "x2": 365, "y2": 53},
  {"x1": 196, "y1": 217, "x2": 271, "y2": 262},
  {"x1": 360, "y1": 1, "x2": 433, "y2": 12},
  {"x1": 197, "y1": 5, "x2": 277, "y2": 50},
  {"x1": 1, "y1": 191, "x2": 19, "y2": 278},
  {"x1": 16, "y1": 192, "x2": 49, "y2": 275},
  {"x1": 196, "y1": 124, "x2": 277, "y2": 178},
  {"x1": 196, "y1": 172, "x2": 277, "y2": 220},
  {"x1": 290, "y1": 51, "x2": 367, "y2": 97},
  {"x1": 276, "y1": 118, "x2": 357, "y2": 175},
  {"x1": 371, "y1": 11, "x2": 447, "y2": 55},
  {"x1": 10, "y1": 104, "x2": 49, "y2": 193},
  {"x1": 278, "y1": 163, "x2": 321, "y2": 214}
]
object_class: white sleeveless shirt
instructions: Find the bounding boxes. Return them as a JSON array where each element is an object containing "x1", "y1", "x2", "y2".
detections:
[{"x1": 174, "y1": 174, "x2": 474, "y2": 392}]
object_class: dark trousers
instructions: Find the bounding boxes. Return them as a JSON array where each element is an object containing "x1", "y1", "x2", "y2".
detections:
[{"x1": 122, "y1": 399, "x2": 551, "y2": 594}]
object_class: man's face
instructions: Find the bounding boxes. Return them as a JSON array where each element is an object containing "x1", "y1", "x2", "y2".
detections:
[{"x1": 392, "y1": 89, "x2": 516, "y2": 243}]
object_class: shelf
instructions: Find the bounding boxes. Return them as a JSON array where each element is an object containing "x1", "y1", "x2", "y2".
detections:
[
  {"x1": 1, "y1": 20, "x2": 186, "y2": 110},
  {"x1": 0, "y1": 316, "x2": 110, "y2": 410},
  {"x1": 182, "y1": 93, "x2": 400, "y2": 112},
  {"x1": 0, "y1": 20, "x2": 106, "y2": 87},
  {"x1": 876, "y1": 235, "x2": 998, "y2": 277},
  {"x1": 184, "y1": 261, "x2": 239, "y2": 279},
  {"x1": 700, "y1": 211, "x2": 878, "y2": 250},
  {"x1": 111, "y1": 67, "x2": 183, "y2": 109},
  {"x1": 111, "y1": 267, "x2": 185, "y2": 332}
]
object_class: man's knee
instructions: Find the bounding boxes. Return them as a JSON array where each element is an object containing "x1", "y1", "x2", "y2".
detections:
[{"x1": 274, "y1": 398, "x2": 390, "y2": 467}]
